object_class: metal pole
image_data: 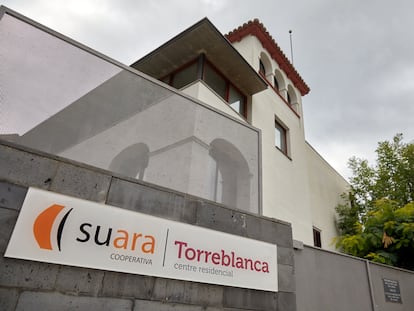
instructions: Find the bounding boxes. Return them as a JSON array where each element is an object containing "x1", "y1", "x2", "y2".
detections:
[
  {"x1": 365, "y1": 260, "x2": 377, "y2": 311},
  {"x1": 289, "y1": 30, "x2": 294, "y2": 65}
]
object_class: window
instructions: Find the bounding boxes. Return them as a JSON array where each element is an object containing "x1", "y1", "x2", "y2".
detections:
[
  {"x1": 161, "y1": 55, "x2": 247, "y2": 117},
  {"x1": 313, "y1": 227, "x2": 322, "y2": 248},
  {"x1": 286, "y1": 85, "x2": 299, "y2": 111},
  {"x1": 228, "y1": 85, "x2": 245, "y2": 115},
  {"x1": 274, "y1": 76, "x2": 279, "y2": 92},
  {"x1": 171, "y1": 62, "x2": 197, "y2": 89},
  {"x1": 274, "y1": 119, "x2": 288, "y2": 155},
  {"x1": 160, "y1": 76, "x2": 171, "y2": 84},
  {"x1": 259, "y1": 60, "x2": 266, "y2": 75},
  {"x1": 203, "y1": 63, "x2": 227, "y2": 99}
]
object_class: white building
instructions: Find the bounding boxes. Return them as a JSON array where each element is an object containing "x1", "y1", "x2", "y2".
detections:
[
  {"x1": 131, "y1": 19, "x2": 349, "y2": 249},
  {"x1": 8, "y1": 16, "x2": 348, "y2": 250}
]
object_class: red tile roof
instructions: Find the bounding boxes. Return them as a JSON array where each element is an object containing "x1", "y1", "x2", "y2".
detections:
[{"x1": 226, "y1": 19, "x2": 310, "y2": 96}]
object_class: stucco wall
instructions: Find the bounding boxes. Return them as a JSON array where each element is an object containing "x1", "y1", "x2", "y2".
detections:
[
  {"x1": 0, "y1": 140, "x2": 295, "y2": 311},
  {"x1": 232, "y1": 34, "x2": 348, "y2": 248},
  {"x1": 251, "y1": 88, "x2": 313, "y2": 245},
  {"x1": 305, "y1": 143, "x2": 349, "y2": 250}
]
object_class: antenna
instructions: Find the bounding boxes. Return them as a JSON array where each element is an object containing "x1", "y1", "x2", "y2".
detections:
[{"x1": 289, "y1": 30, "x2": 294, "y2": 65}]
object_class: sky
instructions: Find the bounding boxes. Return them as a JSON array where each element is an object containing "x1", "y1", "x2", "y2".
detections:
[{"x1": 1, "y1": 0, "x2": 414, "y2": 179}]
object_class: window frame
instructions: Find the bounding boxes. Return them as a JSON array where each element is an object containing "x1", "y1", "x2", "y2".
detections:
[
  {"x1": 171, "y1": 61, "x2": 198, "y2": 89},
  {"x1": 203, "y1": 60, "x2": 247, "y2": 117},
  {"x1": 160, "y1": 55, "x2": 248, "y2": 118},
  {"x1": 313, "y1": 227, "x2": 322, "y2": 248},
  {"x1": 274, "y1": 118, "x2": 289, "y2": 156}
]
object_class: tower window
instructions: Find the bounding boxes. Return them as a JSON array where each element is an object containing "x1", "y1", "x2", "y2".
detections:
[
  {"x1": 313, "y1": 227, "x2": 322, "y2": 248},
  {"x1": 259, "y1": 60, "x2": 266, "y2": 75},
  {"x1": 274, "y1": 76, "x2": 279, "y2": 92},
  {"x1": 275, "y1": 119, "x2": 288, "y2": 155}
]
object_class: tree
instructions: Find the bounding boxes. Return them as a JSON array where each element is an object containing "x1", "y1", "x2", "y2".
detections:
[{"x1": 335, "y1": 134, "x2": 414, "y2": 270}]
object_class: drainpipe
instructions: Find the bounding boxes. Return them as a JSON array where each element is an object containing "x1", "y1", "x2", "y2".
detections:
[{"x1": 365, "y1": 260, "x2": 377, "y2": 311}]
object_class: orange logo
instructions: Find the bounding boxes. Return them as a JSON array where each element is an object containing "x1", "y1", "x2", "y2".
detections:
[{"x1": 33, "y1": 204, "x2": 73, "y2": 251}]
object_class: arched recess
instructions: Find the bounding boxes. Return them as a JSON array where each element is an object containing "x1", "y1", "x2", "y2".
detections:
[
  {"x1": 274, "y1": 69, "x2": 286, "y2": 92},
  {"x1": 209, "y1": 139, "x2": 251, "y2": 211},
  {"x1": 109, "y1": 143, "x2": 150, "y2": 180},
  {"x1": 259, "y1": 52, "x2": 272, "y2": 78},
  {"x1": 287, "y1": 84, "x2": 299, "y2": 112}
]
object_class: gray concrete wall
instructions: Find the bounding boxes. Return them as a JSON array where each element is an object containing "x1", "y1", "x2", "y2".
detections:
[
  {"x1": 0, "y1": 140, "x2": 295, "y2": 311},
  {"x1": 295, "y1": 245, "x2": 414, "y2": 311}
]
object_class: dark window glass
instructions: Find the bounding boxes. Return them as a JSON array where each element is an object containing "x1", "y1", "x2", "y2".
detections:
[
  {"x1": 259, "y1": 60, "x2": 266, "y2": 75},
  {"x1": 203, "y1": 63, "x2": 227, "y2": 99},
  {"x1": 274, "y1": 77, "x2": 279, "y2": 91},
  {"x1": 275, "y1": 120, "x2": 287, "y2": 154},
  {"x1": 167, "y1": 58, "x2": 247, "y2": 118},
  {"x1": 228, "y1": 85, "x2": 245, "y2": 115},
  {"x1": 313, "y1": 228, "x2": 322, "y2": 247},
  {"x1": 160, "y1": 75, "x2": 170, "y2": 84},
  {"x1": 287, "y1": 92, "x2": 292, "y2": 105},
  {"x1": 172, "y1": 62, "x2": 197, "y2": 89}
]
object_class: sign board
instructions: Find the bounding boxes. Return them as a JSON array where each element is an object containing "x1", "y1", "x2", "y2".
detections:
[
  {"x1": 383, "y1": 278, "x2": 402, "y2": 303},
  {"x1": 5, "y1": 188, "x2": 278, "y2": 292}
]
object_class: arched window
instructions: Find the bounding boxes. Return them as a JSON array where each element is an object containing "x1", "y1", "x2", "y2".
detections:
[
  {"x1": 109, "y1": 143, "x2": 150, "y2": 180},
  {"x1": 259, "y1": 60, "x2": 266, "y2": 75},
  {"x1": 287, "y1": 85, "x2": 299, "y2": 112},
  {"x1": 274, "y1": 77, "x2": 279, "y2": 91},
  {"x1": 274, "y1": 69, "x2": 285, "y2": 93},
  {"x1": 259, "y1": 52, "x2": 272, "y2": 79}
]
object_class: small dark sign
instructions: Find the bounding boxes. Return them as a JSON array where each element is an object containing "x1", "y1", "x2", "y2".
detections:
[{"x1": 383, "y1": 278, "x2": 402, "y2": 304}]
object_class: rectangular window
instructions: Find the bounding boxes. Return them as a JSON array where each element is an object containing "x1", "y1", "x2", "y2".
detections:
[
  {"x1": 228, "y1": 85, "x2": 245, "y2": 116},
  {"x1": 160, "y1": 75, "x2": 171, "y2": 84},
  {"x1": 313, "y1": 227, "x2": 322, "y2": 248},
  {"x1": 274, "y1": 119, "x2": 288, "y2": 155},
  {"x1": 171, "y1": 62, "x2": 197, "y2": 89},
  {"x1": 162, "y1": 57, "x2": 247, "y2": 118},
  {"x1": 203, "y1": 63, "x2": 227, "y2": 99}
]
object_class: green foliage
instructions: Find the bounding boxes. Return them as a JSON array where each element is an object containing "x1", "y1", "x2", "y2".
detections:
[{"x1": 335, "y1": 134, "x2": 414, "y2": 270}]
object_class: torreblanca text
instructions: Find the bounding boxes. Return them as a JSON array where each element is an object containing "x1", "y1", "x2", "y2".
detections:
[{"x1": 174, "y1": 240, "x2": 269, "y2": 273}]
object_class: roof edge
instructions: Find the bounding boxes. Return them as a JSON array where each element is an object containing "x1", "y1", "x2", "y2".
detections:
[
  {"x1": 226, "y1": 19, "x2": 310, "y2": 96},
  {"x1": 131, "y1": 17, "x2": 267, "y2": 95}
]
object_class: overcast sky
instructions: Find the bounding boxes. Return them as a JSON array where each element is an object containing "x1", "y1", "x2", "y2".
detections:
[{"x1": 2, "y1": 0, "x2": 414, "y2": 179}]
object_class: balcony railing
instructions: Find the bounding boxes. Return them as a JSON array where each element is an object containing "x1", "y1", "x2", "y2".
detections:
[{"x1": 0, "y1": 7, "x2": 261, "y2": 214}]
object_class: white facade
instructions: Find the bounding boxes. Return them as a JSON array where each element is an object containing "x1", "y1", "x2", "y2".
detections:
[{"x1": 178, "y1": 24, "x2": 349, "y2": 249}]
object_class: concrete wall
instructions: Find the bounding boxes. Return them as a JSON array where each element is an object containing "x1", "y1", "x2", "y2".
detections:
[
  {"x1": 305, "y1": 143, "x2": 349, "y2": 251},
  {"x1": 0, "y1": 140, "x2": 295, "y2": 311},
  {"x1": 295, "y1": 245, "x2": 414, "y2": 311}
]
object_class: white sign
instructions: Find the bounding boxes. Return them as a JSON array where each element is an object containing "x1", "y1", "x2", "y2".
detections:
[{"x1": 5, "y1": 188, "x2": 278, "y2": 292}]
